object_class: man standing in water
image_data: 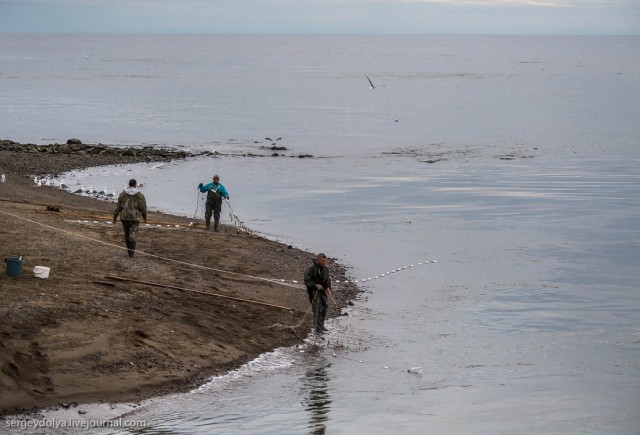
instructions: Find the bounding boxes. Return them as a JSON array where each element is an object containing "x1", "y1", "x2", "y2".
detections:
[
  {"x1": 197, "y1": 174, "x2": 229, "y2": 231},
  {"x1": 113, "y1": 178, "x2": 147, "y2": 258},
  {"x1": 304, "y1": 253, "x2": 332, "y2": 334}
]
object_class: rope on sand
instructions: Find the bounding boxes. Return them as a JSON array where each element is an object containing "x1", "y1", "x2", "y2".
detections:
[
  {"x1": 1, "y1": 206, "x2": 439, "y2": 346},
  {"x1": 3, "y1": 205, "x2": 319, "y2": 336},
  {"x1": 105, "y1": 275, "x2": 299, "y2": 311},
  {"x1": 0, "y1": 208, "x2": 301, "y2": 289}
]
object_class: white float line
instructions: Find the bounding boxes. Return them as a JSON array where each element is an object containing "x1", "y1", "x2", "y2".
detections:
[
  {"x1": 347, "y1": 260, "x2": 438, "y2": 283},
  {"x1": 339, "y1": 260, "x2": 438, "y2": 284},
  {"x1": 267, "y1": 259, "x2": 439, "y2": 286},
  {"x1": 66, "y1": 220, "x2": 185, "y2": 229}
]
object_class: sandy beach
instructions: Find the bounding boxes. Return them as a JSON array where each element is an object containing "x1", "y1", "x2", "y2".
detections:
[{"x1": 0, "y1": 141, "x2": 358, "y2": 416}]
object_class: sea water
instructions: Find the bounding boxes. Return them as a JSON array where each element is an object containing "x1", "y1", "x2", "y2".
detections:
[{"x1": 1, "y1": 35, "x2": 639, "y2": 434}]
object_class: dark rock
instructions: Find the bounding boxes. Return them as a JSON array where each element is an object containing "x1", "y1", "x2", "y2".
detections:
[
  {"x1": 260, "y1": 145, "x2": 287, "y2": 151},
  {"x1": 66, "y1": 138, "x2": 82, "y2": 145}
]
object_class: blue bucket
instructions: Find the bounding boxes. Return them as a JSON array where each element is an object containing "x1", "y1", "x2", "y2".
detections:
[{"x1": 4, "y1": 257, "x2": 22, "y2": 277}]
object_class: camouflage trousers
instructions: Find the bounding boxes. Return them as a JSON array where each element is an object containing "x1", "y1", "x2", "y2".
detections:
[{"x1": 121, "y1": 220, "x2": 140, "y2": 243}]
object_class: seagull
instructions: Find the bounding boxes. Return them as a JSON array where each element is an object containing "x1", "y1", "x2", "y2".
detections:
[
  {"x1": 365, "y1": 74, "x2": 375, "y2": 90},
  {"x1": 83, "y1": 53, "x2": 93, "y2": 59},
  {"x1": 265, "y1": 137, "x2": 282, "y2": 146}
]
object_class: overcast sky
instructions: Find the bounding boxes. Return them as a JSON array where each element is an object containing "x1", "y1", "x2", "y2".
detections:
[{"x1": 0, "y1": 0, "x2": 638, "y2": 35}]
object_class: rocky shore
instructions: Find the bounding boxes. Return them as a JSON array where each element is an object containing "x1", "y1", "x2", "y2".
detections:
[
  {"x1": 0, "y1": 139, "x2": 212, "y2": 177},
  {"x1": 0, "y1": 140, "x2": 358, "y2": 416},
  {"x1": 0, "y1": 138, "x2": 313, "y2": 180}
]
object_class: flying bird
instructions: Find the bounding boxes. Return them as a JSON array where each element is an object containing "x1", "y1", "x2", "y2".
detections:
[
  {"x1": 365, "y1": 74, "x2": 375, "y2": 90},
  {"x1": 83, "y1": 53, "x2": 93, "y2": 59},
  {"x1": 265, "y1": 137, "x2": 282, "y2": 146}
]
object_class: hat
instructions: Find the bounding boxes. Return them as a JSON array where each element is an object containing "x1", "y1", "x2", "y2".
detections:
[{"x1": 213, "y1": 174, "x2": 220, "y2": 179}]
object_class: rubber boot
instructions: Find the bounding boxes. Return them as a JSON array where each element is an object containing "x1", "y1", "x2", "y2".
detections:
[
  {"x1": 318, "y1": 309, "x2": 327, "y2": 333},
  {"x1": 127, "y1": 241, "x2": 135, "y2": 257},
  {"x1": 205, "y1": 219, "x2": 210, "y2": 231},
  {"x1": 317, "y1": 293, "x2": 329, "y2": 332},
  {"x1": 214, "y1": 217, "x2": 220, "y2": 232},
  {"x1": 312, "y1": 297, "x2": 323, "y2": 333},
  {"x1": 130, "y1": 241, "x2": 136, "y2": 258}
]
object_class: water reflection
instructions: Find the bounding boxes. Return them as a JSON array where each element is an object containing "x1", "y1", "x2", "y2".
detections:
[{"x1": 301, "y1": 361, "x2": 332, "y2": 435}]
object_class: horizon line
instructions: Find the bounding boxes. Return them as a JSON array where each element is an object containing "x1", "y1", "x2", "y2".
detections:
[{"x1": 1, "y1": 31, "x2": 638, "y2": 36}]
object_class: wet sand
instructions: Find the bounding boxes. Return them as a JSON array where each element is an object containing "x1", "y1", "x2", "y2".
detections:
[{"x1": 0, "y1": 144, "x2": 358, "y2": 415}]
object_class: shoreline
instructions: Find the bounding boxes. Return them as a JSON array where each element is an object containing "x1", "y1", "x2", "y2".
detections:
[{"x1": 0, "y1": 140, "x2": 359, "y2": 416}]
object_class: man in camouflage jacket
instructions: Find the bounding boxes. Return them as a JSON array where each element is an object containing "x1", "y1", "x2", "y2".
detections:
[{"x1": 113, "y1": 178, "x2": 147, "y2": 257}]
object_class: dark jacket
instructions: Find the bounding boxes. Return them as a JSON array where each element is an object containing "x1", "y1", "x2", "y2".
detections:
[{"x1": 304, "y1": 259, "x2": 331, "y2": 291}]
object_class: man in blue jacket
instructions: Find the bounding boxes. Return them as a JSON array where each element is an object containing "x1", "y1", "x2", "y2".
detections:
[{"x1": 197, "y1": 174, "x2": 229, "y2": 231}]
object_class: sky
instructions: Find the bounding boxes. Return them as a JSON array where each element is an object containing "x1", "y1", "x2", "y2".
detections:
[{"x1": 0, "y1": 0, "x2": 638, "y2": 35}]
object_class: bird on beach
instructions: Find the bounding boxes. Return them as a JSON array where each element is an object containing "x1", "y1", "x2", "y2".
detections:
[
  {"x1": 265, "y1": 137, "x2": 282, "y2": 146},
  {"x1": 365, "y1": 74, "x2": 375, "y2": 90}
]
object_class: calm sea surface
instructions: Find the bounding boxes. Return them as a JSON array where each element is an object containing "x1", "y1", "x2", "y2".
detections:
[{"x1": 1, "y1": 35, "x2": 639, "y2": 434}]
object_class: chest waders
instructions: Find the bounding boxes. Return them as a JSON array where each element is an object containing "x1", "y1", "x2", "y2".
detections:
[
  {"x1": 205, "y1": 190, "x2": 223, "y2": 231},
  {"x1": 306, "y1": 264, "x2": 329, "y2": 333}
]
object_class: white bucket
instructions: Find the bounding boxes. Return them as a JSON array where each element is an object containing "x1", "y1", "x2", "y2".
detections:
[{"x1": 33, "y1": 266, "x2": 50, "y2": 279}]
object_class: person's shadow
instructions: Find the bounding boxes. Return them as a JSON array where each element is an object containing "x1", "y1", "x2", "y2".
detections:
[{"x1": 302, "y1": 362, "x2": 332, "y2": 435}]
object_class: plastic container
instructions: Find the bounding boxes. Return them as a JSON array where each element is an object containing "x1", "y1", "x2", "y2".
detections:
[
  {"x1": 4, "y1": 257, "x2": 22, "y2": 277},
  {"x1": 33, "y1": 266, "x2": 50, "y2": 279}
]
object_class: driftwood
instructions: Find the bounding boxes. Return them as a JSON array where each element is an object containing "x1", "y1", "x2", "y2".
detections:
[{"x1": 92, "y1": 280, "x2": 116, "y2": 287}]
